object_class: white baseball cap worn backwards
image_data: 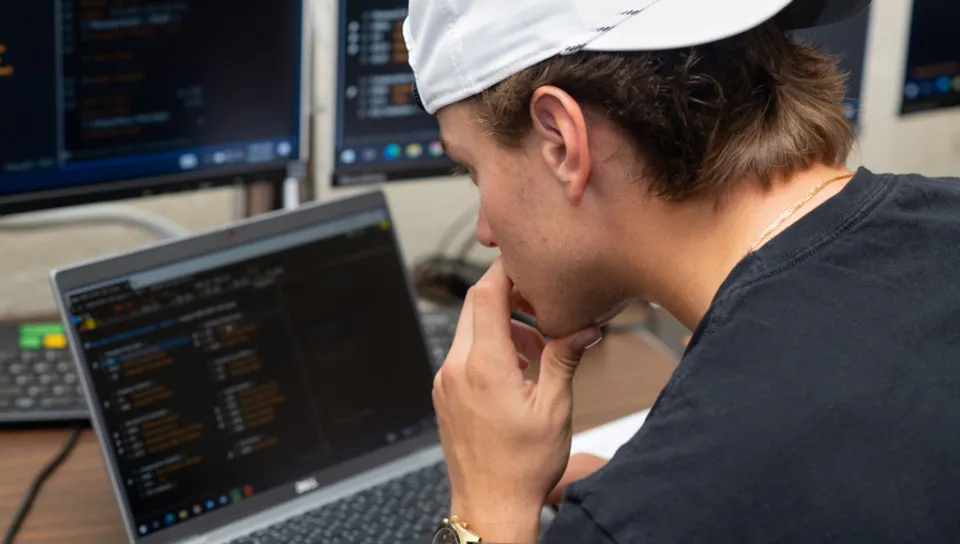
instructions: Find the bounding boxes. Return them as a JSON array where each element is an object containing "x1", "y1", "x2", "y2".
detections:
[{"x1": 403, "y1": 0, "x2": 872, "y2": 115}]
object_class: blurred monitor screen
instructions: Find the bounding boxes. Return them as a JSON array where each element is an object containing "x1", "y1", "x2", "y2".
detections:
[
  {"x1": 332, "y1": 0, "x2": 456, "y2": 187},
  {"x1": 0, "y1": 0, "x2": 306, "y2": 215},
  {"x1": 900, "y1": 0, "x2": 960, "y2": 115}
]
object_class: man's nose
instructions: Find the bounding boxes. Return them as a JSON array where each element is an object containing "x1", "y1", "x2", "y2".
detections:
[{"x1": 476, "y1": 210, "x2": 497, "y2": 248}]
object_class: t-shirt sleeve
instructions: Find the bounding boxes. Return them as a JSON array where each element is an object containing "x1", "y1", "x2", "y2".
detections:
[
  {"x1": 540, "y1": 502, "x2": 619, "y2": 544},
  {"x1": 543, "y1": 408, "x2": 742, "y2": 543}
]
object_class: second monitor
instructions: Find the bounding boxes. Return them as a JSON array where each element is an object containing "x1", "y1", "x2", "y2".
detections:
[
  {"x1": 900, "y1": 0, "x2": 960, "y2": 115},
  {"x1": 331, "y1": 0, "x2": 455, "y2": 187}
]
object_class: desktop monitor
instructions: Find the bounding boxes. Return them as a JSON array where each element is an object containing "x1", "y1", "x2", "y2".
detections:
[
  {"x1": 792, "y1": 4, "x2": 871, "y2": 131},
  {"x1": 900, "y1": 0, "x2": 960, "y2": 115},
  {"x1": 330, "y1": 0, "x2": 455, "y2": 187},
  {"x1": 0, "y1": 0, "x2": 309, "y2": 216}
]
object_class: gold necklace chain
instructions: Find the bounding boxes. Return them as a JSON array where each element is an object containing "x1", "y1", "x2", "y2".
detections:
[{"x1": 743, "y1": 172, "x2": 855, "y2": 259}]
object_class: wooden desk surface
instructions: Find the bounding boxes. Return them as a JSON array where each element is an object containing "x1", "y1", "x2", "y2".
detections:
[{"x1": 0, "y1": 330, "x2": 678, "y2": 543}]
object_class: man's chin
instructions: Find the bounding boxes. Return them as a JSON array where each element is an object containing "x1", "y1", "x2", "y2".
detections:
[
  {"x1": 538, "y1": 315, "x2": 602, "y2": 340},
  {"x1": 539, "y1": 298, "x2": 638, "y2": 339}
]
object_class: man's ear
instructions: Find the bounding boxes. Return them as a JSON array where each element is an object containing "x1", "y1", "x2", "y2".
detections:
[{"x1": 529, "y1": 86, "x2": 591, "y2": 205}]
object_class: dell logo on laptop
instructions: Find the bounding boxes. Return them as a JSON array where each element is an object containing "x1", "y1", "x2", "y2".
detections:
[{"x1": 295, "y1": 477, "x2": 319, "y2": 495}]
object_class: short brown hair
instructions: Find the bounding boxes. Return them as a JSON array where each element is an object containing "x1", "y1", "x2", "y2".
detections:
[{"x1": 471, "y1": 21, "x2": 856, "y2": 201}]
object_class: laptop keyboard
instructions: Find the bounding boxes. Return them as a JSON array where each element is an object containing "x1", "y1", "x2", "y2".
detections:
[
  {"x1": 420, "y1": 307, "x2": 459, "y2": 371},
  {"x1": 228, "y1": 461, "x2": 450, "y2": 544}
]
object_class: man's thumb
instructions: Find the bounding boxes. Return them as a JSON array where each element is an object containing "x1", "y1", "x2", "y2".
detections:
[{"x1": 540, "y1": 327, "x2": 603, "y2": 389}]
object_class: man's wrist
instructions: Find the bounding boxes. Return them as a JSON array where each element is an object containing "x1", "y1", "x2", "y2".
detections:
[{"x1": 448, "y1": 499, "x2": 542, "y2": 543}]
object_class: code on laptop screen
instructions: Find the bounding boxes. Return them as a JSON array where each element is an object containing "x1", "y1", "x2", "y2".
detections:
[{"x1": 65, "y1": 210, "x2": 436, "y2": 538}]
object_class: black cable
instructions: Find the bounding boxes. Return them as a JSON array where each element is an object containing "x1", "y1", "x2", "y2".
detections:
[{"x1": 2, "y1": 427, "x2": 83, "y2": 544}]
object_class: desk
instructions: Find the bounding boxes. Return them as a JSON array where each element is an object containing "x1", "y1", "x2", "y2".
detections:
[{"x1": 0, "y1": 330, "x2": 678, "y2": 543}]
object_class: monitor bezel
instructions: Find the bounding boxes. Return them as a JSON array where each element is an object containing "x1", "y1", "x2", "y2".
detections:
[
  {"x1": 50, "y1": 188, "x2": 442, "y2": 544},
  {"x1": 321, "y1": 0, "x2": 460, "y2": 189},
  {"x1": 0, "y1": 0, "x2": 312, "y2": 217}
]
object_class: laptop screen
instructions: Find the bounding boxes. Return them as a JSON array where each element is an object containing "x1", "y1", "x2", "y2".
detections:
[{"x1": 63, "y1": 208, "x2": 436, "y2": 539}]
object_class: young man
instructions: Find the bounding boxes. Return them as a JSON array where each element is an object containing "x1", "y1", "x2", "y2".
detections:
[{"x1": 405, "y1": 0, "x2": 960, "y2": 542}]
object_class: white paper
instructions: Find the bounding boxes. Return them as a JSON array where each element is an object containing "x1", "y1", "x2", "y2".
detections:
[{"x1": 570, "y1": 409, "x2": 650, "y2": 460}]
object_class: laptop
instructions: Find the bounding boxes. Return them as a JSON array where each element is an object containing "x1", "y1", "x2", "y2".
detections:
[{"x1": 49, "y1": 190, "x2": 466, "y2": 544}]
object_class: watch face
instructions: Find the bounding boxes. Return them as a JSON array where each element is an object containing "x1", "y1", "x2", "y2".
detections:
[{"x1": 433, "y1": 526, "x2": 461, "y2": 544}]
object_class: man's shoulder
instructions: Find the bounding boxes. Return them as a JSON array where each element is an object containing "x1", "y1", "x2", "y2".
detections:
[
  {"x1": 862, "y1": 167, "x2": 960, "y2": 189},
  {"x1": 887, "y1": 169, "x2": 960, "y2": 187},
  {"x1": 867, "y1": 168, "x2": 960, "y2": 217}
]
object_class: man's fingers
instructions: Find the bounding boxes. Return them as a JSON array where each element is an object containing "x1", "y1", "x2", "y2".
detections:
[
  {"x1": 517, "y1": 353, "x2": 530, "y2": 373},
  {"x1": 538, "y1": 327, "x2": 603, "y2": 398},
  {"x1": 470, "y1": 258, "x2": 515, "y2": 350},
  {"x1": 512, "y1": 320, "x2": 546, "y2": 364},
  {"x1": 546, "y1": 453, "x2": 609, "y2": 504},
  {"x1": 446, "y1": 289, "x2": 476, "y2": 362}
]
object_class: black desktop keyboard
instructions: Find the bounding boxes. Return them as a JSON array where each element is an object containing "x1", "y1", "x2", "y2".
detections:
[
  {"x1": 0, "y1": 322, "x2": 88, "y2": 424},
  {"x1": 229, "y1": 461, "x2": 450, "y2": 544}
]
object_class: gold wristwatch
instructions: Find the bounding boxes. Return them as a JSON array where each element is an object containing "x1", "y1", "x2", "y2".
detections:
[{"x1": 432, "y1": 515, "x2": 482, "y2": 543}]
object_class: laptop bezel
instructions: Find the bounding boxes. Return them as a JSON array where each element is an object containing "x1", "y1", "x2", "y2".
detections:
[{"x1": 49, "y1": 188, "x2": 443, "y2": 544}]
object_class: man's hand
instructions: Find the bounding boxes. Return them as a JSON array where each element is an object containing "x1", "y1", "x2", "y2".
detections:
[{"x1": 433, "y1": 258, "x2": 603, "y2": 543}]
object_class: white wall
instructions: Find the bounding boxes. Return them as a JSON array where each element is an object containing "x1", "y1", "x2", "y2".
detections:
[{"x1": 0, "y1": 188, "x2": 242, "y2": 318}]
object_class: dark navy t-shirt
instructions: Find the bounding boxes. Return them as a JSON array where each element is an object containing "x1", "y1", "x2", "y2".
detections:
[{"x1": 543, "y1": 168, "x2": 960, "y2": 543}]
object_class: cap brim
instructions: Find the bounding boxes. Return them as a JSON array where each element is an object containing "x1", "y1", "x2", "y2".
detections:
[{"x1": 582, "y1": 0, "x2": 812, "y2": 52}]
